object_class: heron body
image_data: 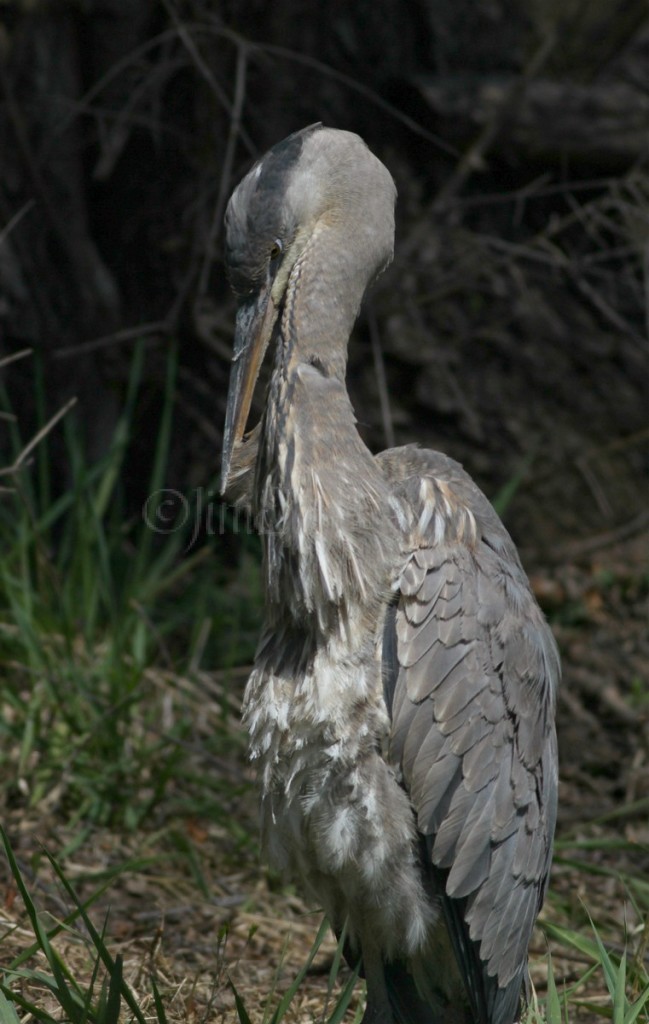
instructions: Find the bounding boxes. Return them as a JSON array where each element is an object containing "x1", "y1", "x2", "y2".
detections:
[{"x1": 221, "y1": 124, "x2": 559, "y2": 1024}]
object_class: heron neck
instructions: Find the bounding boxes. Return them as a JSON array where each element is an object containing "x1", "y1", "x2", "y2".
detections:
[
  {"x1": 251, "y1": 219, "x2": 400, "y2": 627},
  {"x1": 280, "y1": 221, "x2": 367, "y2": 381}
]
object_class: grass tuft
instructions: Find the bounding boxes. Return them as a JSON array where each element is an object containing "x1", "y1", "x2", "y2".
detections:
[{"x1": 0, "y1": 348, "x2": 258, "y2": 829}]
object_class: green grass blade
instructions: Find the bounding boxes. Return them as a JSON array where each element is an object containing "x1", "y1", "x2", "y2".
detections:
[
  {"x1": 268, "y1": 916, "x2": 331, "y2": 1024},
  {"x1": 131, "y1": 343, "x2": 178, "y2": 586},
  {"x1": 323, "y1": 918, "x2": 360, "y2": 1024},
  {"x1": 0, "y1": 985, "x2": 60, "y2": 1024},
  {"x1": 613, "y1": 952, "x2": 627, "y2": 1024},
  {"x1": 168, "y1": 828, "x2": 209, "y2": 898},
  {"x1": 0, "y1": 828, "x2": 83, "y2": 1020},
  {"x1": 229, "y1": 978, "x2": 254, "y2": 1024},
  {"x1": 545, "y1": 952, "x2": 563, "y2": 1024},
  {"x1": 92, "y1": 338, "x2": 145, "y2": 520},
  {"x1": 148, "y1": 342, "x2": 177, "y2": 500},
  {"x1": 79, "y1": 944, "x2": 104, "y2": 1024},
  {"x1": 44, "y1": 849, "x2": 148, "y2": 1024},
  {"x1": 624, "y1": 983, "x2": 649, "y2": 1024},
  {"x1": 587, "y1": 912, "x2": 619, "y2": 995},
  {"x1": 326, "y1": 918, "x2": 349, "y2": 1004},
  {"x1": 0, "y1": 990, "x2": 21, "y2": 1024},
  {"x1": 327, "y1": 963, "x2": 361, "y2": 1024},
  {"x1": 150, "y1": 973, "x2": 169, "y2": 1024},
  {"x1": 33, "y1": 354, "x2": 51, "y2": 526},
  {"x1": 491, "y1": 448, "x2": 536, "y2": 517},
  {"x1": 102, "y1": 953, "x2": 123, "y2": 1024},
  {"x1": 543, "y1": 920, "x2": 603, "y2": 962}
]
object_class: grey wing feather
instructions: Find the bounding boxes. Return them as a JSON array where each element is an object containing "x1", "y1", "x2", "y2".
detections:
[{"x1": 379, "y1": 446, "x2": 559, "y2": 1024}]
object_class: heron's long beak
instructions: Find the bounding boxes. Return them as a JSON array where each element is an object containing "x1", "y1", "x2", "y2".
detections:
[{"x1": 221, "y1": 281, "x2": 278, "y2": 494}]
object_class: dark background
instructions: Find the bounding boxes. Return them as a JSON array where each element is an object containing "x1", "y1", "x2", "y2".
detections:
[{"x1": 1, "y1": 0, "x2": 647, "y2": 558}]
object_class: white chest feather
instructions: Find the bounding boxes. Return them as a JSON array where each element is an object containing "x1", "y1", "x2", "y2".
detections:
[{"x1": 243, "y1": 629, "x2": 436, "y2": 958}]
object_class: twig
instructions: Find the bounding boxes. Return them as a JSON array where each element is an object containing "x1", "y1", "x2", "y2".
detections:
[
  {"x1": 44, "y1": 20, "x2": 256, "y2": 159},
  {"x1": 444, "y1": 174, "x2": 624, "y2": 211},
  {"x1": 645, "y1": 221, "x2": 649, "y2": 343},
  {"x1": 439, "y1": 27, "x2": 555, "y2": 198},
  {"x1": 569, "y1": 667, "x2": 640, "y2": 727},
  {"x1": 467, "y1": 226, "x2": 647, "y2": 346},
  {"x1": 396, "y1": 33, "x2": 557, "y2": 267},
  {"x1": 54, "y1": 321, "x2": 167, "y2": 359},
  {"x1": 188, "y1": 617, "x2": 213, "y2": 677},
  {"x1": 92, "y1": 56, "x2": 188, "y2": 181},
  {"x1": 160, "y1": 0, "x2": 233, "y2": 122},
  {"x1": 575, "y1": 456, "x2": 615, "y2": 521},
  {"x1": 567, "y1": 256, "x2": 645, "y2": 342},
  {"x1": 4, "y1": 397, "x2": 77, "y2": 474},
  {"x1": 579, "y1": 427, "x2": 649, "y2": 458},
  {"x1": 197, "y1": 41, "x2": 249, "y2": 300},
  {"x1": 253, "y1": 39, "x2": 456, "y2": 156},
  {"x1": 0, "y1": 201, "x2": 35, "y2": 248},
  {"x1": 523, "y1": 509, "x2": 649, "y2": 565},
  {"x1": 0, "y1": 348, "x2": 32, "y2": 370},
  {"x1": 0, "y1": 62, "x2": 89, "y2": 294}
]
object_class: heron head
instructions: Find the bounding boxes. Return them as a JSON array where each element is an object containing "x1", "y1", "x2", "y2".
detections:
[{"x1": 220, "y1": 124, "x2": 396, "y2": 493}]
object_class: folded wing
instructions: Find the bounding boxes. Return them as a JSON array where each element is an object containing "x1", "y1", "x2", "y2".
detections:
[{"x1": 380, "y1": 447, "x2": 559, "y2": 1024}]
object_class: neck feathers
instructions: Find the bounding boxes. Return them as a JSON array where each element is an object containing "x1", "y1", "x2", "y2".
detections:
[{"x1": 255, "y1": 358, "x2": 400, "y2": 636}]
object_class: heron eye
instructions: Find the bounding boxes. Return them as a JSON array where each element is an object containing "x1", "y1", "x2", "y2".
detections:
[{"x1": 270, "y1": 240, "x2": 283, "y2": 261}]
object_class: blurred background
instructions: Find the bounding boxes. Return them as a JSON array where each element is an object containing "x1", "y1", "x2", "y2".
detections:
[
  {"x1": 0, "y1": 1, "x2": 647, "y2": 1020},
  {"x1": 2, "y1": 0, "x2": 647, "y2": 546}
]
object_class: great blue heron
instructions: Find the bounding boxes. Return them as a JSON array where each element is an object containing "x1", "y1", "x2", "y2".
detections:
[{"x1": 220, "y1": 124, "x2": 559, "y2": 1024}]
